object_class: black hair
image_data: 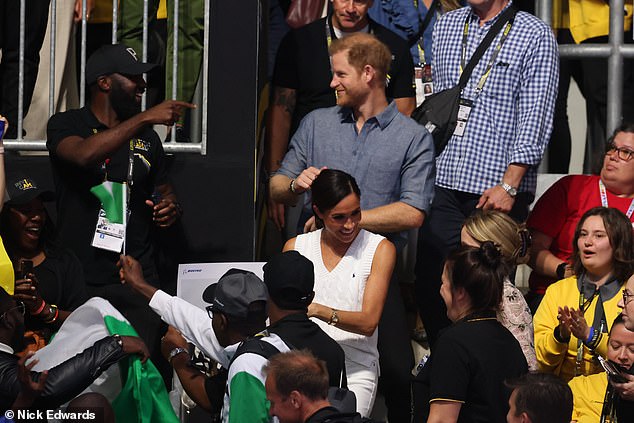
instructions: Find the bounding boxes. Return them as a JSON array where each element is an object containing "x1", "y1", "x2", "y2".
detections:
[
  {"x1": 594, "y1": 121, "x2": 634, "y2": 174},
  {"x1": 571, "y1": 207, "x2": 634, "y2": 283},
  {"x1": 0, "y1": 287, "x2": 13, "y2": 315},
  {"x1": 506, "y1": 372, "x2": 573, "y2": 423},
  {"x1": 445, "y1": 241, "x2": 508, "y2": 312},
  {"x1": 311, "y1": 169, "x2": 361, "y2": 213},
  {"x1": 610, "y1": 314, "x2": 625, "y2": 335}
]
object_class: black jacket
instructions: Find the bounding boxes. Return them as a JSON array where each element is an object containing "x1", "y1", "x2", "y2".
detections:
[
  {"x1": 268, "y1": 312, "x2": 347, "y2": 388},
  {"x1": 0, "y1": 336, "x2": 126, "y2": 411}
]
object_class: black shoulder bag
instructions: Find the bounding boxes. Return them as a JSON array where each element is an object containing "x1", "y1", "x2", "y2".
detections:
[{"x1": 411, "y1": 6, "x2": 517, "y2": 156}]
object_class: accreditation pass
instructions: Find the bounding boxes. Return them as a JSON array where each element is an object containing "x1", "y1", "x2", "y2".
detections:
[{"x1": 91, "y1": 208, "x2": 125, "y2": 253}]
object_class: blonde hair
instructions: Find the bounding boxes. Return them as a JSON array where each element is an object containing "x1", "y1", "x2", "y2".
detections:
[
  {"x1": 441, "y1": 0, "x2": 462, "y2": 11},
  {"x1": 463, "y1": 210, "x2": 531, "y2": 266},
  {"x1": 328, "y1": 33, "x2": 391, "y2": 85}
]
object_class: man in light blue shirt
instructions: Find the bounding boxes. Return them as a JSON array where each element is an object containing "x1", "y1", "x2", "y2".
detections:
[{"x1": 270, "y1": 32, "x2": 434, "y2": 422}]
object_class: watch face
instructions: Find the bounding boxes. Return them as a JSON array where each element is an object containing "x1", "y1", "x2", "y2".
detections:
[{"x1": 509, "y1": 187, "x2": 517, "y2": 196}]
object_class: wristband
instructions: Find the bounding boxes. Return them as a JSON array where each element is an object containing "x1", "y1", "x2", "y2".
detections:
[
  {"x1": 31, "y1": 299, "x2": 46, "y2": 316},
  {"x1": 0, "y1": 146, "x2": 5, "y2": 154},
  {"x1": 168, "y1": 347, "x2": 188, "y2": 363},
  {"x1": 556, "y1": 262, "x2": 567, "y2": 280}
]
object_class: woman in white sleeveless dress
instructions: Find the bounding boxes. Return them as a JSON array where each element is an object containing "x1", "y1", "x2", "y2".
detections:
[{"x1": 283, "y1": 169, "x2": 396, "y2": 417}]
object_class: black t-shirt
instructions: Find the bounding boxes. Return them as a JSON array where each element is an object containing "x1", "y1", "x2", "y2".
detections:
[
  {"x1": 46, "y1": 107, "x2": 168, "y2": 287},
  {"x1": 25, "y1": 247, "x2": 88, "y2": 338},
  {"x1": 273, "y1": 16, "x2": 415, "y2": 134},
  {"x1": 268, "y1": 312, "x2": 347, "y2": 389},
  {"x1": 413, "y1": 313, "x2": 528, "y2": 423}
]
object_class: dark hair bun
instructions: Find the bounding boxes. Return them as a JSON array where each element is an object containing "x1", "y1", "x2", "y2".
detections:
[{"x1": 478, "y1": 241, "x2": 503, "y2": 268}]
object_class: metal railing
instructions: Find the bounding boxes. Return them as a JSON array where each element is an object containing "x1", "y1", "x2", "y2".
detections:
[
  {"x1": 4, "y1": 0, "x2": 208, "y2": 155},
  {"x1": 536, "y1": 0, "x2": 634, "y2": 138}
]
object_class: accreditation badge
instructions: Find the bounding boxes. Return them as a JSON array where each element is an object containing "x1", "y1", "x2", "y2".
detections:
[
  {"x1": 453, "y1": 98, "x2": 474, "y2": 137},
  {"x1": 91, "y1": 208, "x2": 125, "y2": 253},
  {"x1": 415, "y1": 64, "x2": 433, "y2": 106}
]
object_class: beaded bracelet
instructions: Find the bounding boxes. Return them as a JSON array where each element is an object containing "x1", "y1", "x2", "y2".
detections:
[{"x1": 31, "y1": 299, "x2": 46, "y2": 316}]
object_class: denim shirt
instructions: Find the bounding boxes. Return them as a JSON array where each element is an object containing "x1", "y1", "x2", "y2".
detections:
[{"x1": 277, "y1": 101, "x2": 435, "y2": 250}]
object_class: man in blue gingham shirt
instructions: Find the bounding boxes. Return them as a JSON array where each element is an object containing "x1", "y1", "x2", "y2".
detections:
[{"x1": 414, "y1": 0, "x2": 558, "y2": 350}]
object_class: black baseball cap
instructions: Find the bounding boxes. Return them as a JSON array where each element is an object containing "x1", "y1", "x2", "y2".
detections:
[
  {"x1": 4, "y1": 176, "x2": 54, "y2": 206},
  {"x1": 202, "y1": 269, "x2": 268, "y2": 320},
  {"x1": 85, "y1": 44, "x2": 157, "y2": 84},
  {"x1": 263, "y1": 251, "x2": 314, "y2": 310}
]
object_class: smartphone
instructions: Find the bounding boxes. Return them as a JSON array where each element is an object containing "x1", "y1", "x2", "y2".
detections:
[
  {"x1": 18, "y1": 259, "x2": 33, "y2": 280},
  {"x1": 598, "y1": 355, "x2": 629, "y2": 384}
]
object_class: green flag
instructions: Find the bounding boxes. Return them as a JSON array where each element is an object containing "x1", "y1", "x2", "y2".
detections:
[{"x1": 90, "y1": 181, "x2": 125, "y2": 224}]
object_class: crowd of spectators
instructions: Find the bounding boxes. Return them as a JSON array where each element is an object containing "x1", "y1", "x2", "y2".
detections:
[{"x1": 2, "y1": 1, "x2": 634, "y2": 422}]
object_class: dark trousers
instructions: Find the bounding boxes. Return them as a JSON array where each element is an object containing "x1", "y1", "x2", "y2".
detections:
[
  {"x1": 414, "y1": 187, "x2": 532, "y2": 349},
  {"x1": 377, "y1": 273, "x2": 414, "y2": 422},
  {"x1": 548, "y1": 29, "x2": 584, "y2": 174},
  {"x1": 0, "y1": 0, "x2": 50, "y2": 139},
  {"x1": 580, "y1": 34, "x2": 634, "y2": 173}
]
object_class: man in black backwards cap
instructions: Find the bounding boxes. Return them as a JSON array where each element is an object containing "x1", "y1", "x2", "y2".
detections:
[
  {"x1": 45, "y1": 44, "x2": 195, "y2": 367},
  {"x1": 264, "y1": 251, "x2": 347, "y2": 389}
]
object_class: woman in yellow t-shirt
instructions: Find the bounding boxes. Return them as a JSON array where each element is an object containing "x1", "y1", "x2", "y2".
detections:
[{"x1": 0, "y1": 115, "x2": 14, "y2": 295}]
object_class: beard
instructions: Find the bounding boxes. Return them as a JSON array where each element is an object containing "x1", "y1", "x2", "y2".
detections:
[{"x1": 110, "y1": 80, "x2": 142, "y2": 120}]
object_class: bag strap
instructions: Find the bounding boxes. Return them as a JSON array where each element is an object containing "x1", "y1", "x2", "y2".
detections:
[
  {"x1": 410, "y1": 0, "x2": 440, "y2": 47},
  {"x1": 457, "y1": 6, "x2": 517, "y2": 89},
  {"x1": 229, "y1": 336, "x2": 282, "y2": 368}
]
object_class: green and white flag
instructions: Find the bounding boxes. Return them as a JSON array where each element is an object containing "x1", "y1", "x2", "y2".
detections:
[
  {"x1": 90, "y1": 181, "x2": 126, "y2": 224},
  {"x1": 32, "y1": 298, "x2": 178, "y2": 423}
]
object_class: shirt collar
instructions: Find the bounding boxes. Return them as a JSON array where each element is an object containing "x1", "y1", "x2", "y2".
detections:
[
  {"x1": 469, "y1": 0, "x2": 513, "y2": 27},
  {"x1": 80, "y1": 106, "x2": 108, "y2": 131},
  {"x1": 0, "y1": 341, "x2": 14, "y2": 355},
  {"x1": 338, "y1": 100, "x2": 399, "y2": 130}
]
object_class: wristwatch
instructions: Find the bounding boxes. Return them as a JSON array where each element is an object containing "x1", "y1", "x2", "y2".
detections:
[
  {"x1": 499, "y1": 182, "x2": 518, "y2": 197},
  {"x1": 168, "y1": 347, "x2": 188, "y2": 363},
  {"x1": 328, "y1": 309, "x2": 339, "y2": 326}
]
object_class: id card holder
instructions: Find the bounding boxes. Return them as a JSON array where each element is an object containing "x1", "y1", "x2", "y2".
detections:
[
  {"x1": 453, "y1": 98, "x2": 473, "y2": 137},
  {"x1": 91, "y1": 208, "x2": 125, "y2": 253},
  {"x1": 415, "y1": 64, "x2": 433, "y2": 106}
]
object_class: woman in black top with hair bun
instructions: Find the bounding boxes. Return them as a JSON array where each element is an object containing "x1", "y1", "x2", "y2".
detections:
[{"x1": 413, "y1": 242, "x2": 528, "y2": 423}]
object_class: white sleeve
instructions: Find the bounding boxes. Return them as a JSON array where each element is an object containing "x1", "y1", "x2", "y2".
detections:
[{"x1": 149, "y1": 290, "x2": 230, "y2": 367}]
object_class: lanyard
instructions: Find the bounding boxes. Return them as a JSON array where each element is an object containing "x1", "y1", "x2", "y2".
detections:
[
  {"x1": 575, "y1": 281, "x2": 601, "y2": 376},
  {"x1": 599, "y1": 179, "x2": 634, "y2": 219},
  {"x1": 325, "y1": 18, "x2": 332, "y2": 47},
  {"x1": 460, "y1": 14, "x2": 513, "y2": 92},
  {"x1": 415, "y1": 0, "x2": 439, "y2": 66}
]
